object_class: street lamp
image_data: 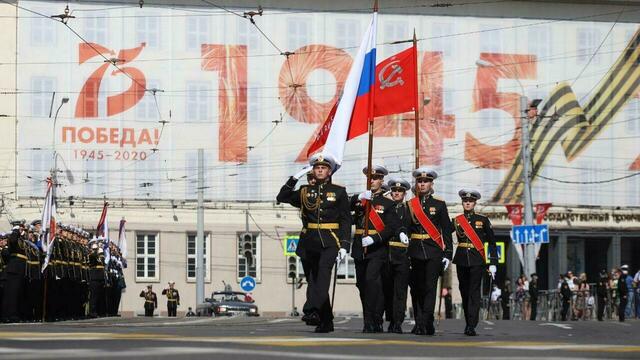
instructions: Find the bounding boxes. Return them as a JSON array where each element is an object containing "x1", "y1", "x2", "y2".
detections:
[
  {"x1": 51, "y1": 97, "x2": 69, "y2": 188},
  {"x1": 475, "y1": 58, "x2": 538, "y2": 279}
]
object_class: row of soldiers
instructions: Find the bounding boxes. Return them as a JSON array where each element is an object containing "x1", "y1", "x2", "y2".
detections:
[
  {"x1": 277, "y1": 154, "x2": 498, "y2": 336},
  {"x1": 0, "y1": 220, "x2": 125, "y2": 322}
]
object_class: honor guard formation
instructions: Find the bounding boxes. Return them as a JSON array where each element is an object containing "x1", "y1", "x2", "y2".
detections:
[
  {"x1": 0, "y1": 220, "x2": 126, "y2": 322},
  {"x1": 278, "y1": 153, "x2": 498, "y2": 335}
]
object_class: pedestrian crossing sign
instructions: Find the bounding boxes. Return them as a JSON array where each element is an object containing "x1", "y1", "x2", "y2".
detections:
[
  {"x1": 284, "y1": 235, "x2": 299, "y2": 256},
  {"x1": 484, "y1": 241, "x2": 506, "y2": 264}
]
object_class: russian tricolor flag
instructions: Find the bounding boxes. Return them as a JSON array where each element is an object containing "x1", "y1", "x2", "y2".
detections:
[{"x1": 321, "y1": 10, "x2": 377, "y2": 167}]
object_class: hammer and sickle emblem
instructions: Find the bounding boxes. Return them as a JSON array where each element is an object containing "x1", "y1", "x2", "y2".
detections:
[{"x1": 379, "y1": 59, "x2": 404, "y2": 90}]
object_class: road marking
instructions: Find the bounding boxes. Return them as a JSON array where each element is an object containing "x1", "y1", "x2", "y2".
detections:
[
  {"x1": 483, "y1": 320, "x2": 495, "y2": 325},
  {"x1": 0, "y1": 346, "x2": 626, "y2": 360},
  {"x1": 539, "y1": 323, "x2": 572, "y2": 329},
  {"x1": 335, "y1": 317, "x2": 351, "y2": 325},
  {"x1": 269, "y1": 319, "x2": 298, "y2": 324}
]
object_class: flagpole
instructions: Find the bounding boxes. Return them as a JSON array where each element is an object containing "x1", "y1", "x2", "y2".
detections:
[
  {"x1": 363, "y1": 0, "x2": 378, "y2": 243},
  {"x1": 412, "y1": 29, "x2": 420, "y2": 168}
]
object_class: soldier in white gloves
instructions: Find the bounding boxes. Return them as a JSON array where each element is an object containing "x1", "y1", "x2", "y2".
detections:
[
  {"x1": 382, "y1": 178, "x2": 412, "y2": 333},
  {"x1": 452, "y1": 189, "x2": 499, "y2": 336},
  {"x1": 406, "y1": 168, "x2": 454, "y2": 335}
]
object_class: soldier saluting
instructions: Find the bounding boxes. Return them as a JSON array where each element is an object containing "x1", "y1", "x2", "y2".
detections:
[
  {"x1": 350, "y1": 165, "x2": 399, "y2": 333},
  {"x1": 406, "y1": 168, "x2": 453, "y2": 335},
  {"x1": 162, "y1": 281, "x2": 180, "y2": 317},
  {"x1": 276, "y1": 153, "x2": 351, "y2": 333},
  {"x1": 453, "y1": 189, "x2": 498, "y2": 336},
  {"x1": 140, "y1": 285, "x2": 157, "y2": 317}
]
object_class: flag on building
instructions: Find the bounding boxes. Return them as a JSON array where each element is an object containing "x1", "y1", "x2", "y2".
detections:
[
  {"x1": 505, "y1": 204, "x2": 524, "y2": 225},
  {"x1": 534, "y1": 203, "x2": 552, "y2": 224},
  {"x1": 307, "y1": 43, "x2": 418, "y2": 158},
  {"x1": 40, "y1": 178, "x2": 56, "y2": 272}
]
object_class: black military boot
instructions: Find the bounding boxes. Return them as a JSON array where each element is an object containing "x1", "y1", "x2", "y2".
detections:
[
  {"x1": 425, "y1": 322, "x2": 435, "y2": 335},
  {"x1": 465, "y1": 326, "x2": 477, "y2": 336},
  {"x1": 315, "y1": 321, "x2": 334, "y2": 333},
  {"x1": 390, "y1": 322, "x2": 403, "y2": 334},
  {"x1": 362, "y1": 322, "x2": 375, "y2": 333},
  {"x1": 304, "y1": 312, "x2": 321, "y2": 326}
]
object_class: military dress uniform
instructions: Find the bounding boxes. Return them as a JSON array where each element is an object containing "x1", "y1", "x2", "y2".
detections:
[
  {"x1": 0, "y1": 233, "x2": 8, "y2": 320},
  {"x1": 88, "y1": 244, "x2": 106, "y2": 318},
  {"x1": 350, "y1": 166, "x2": 399, "y2": 333},
  {"x1": 24, "y1": 237, "x2": 43, "y2": 321},
  {"x1": 140, "y1": 287, "x2": 157, "y2": 317},
  {"x1": 406, "y1": 168, "x2": 453, "y2": 335},
  {"x1": 452, "y1": 189, "x2": 498, "y2": 336},
  {"x1": 2, "y1": 223, "x2": 28, "y2": 322},
  {"x1": 276, "y1": 154, "x2": 351, "y2": 333},
  {"x1": 382, "y1": 179, "x2": 412, "y2": 333},
  {"x1": 162, "y1": 284, "x2": 180, "y2": 317}
]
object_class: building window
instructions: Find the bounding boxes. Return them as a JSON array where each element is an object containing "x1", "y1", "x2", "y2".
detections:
[
  {"x1": 136, "y1": 80, "x2": 161, "y2": 121},
  {"x1": 335, "y1": 19, "x2": 360, "y2": 51},
  {"x1": 186, "y1": 233, "x2": 210, "y2": 282},
  {"x1": 384, "y1": 21, "x2": 409, "y2": 54},
  {"x1": 29, "y1": 151, "x2": 50, "y2": 196},
  {"x1": 31, "y1": 16, "x2": 56, "y2": 46},
  {"x1": 136, "y1": 233, "x2": 159, "y2": 281},
  {"x1": 31, "y1": 77, "x2": 56, "y2": 117},
  {"x1": 186, "y1": 16, "x2": 209, "y2": 51},
  {"x1": 83, "y1": 159, "x2": 107, "y2": 198},
  {"x1": 136, "y1": 16, "x2": 160, "y2": 49},
  {"x1": 135, "y1": 158, "x2": 161, "y2": 198},
  {"x1": 237, "y1": 231, "x2": 261, "y2": 281},
  {"x1": 431, "y1": 22, "x2": 454, "y2": 58},
  {"x1": 528, "y1": 26, "x2": 550, "y2": 61},
  {"x1": 336, "y1": 256, "x2": 356, "y2": 280},
  {"x1": 237, "y1": 20, "x2": 261, "y2": 51},
  {"x1": 479, "y1": 24, "x2": 502, "y2": 53},
  {"x1": 185, "y1": 82, "x2": 211, "y2": 122},
  {"x1": 577, "y1": 28, "x2": 600, "y2": 65},
  {"x1": 287, "y1": 18, "x2": 310, "y2": 51},
  {"x1": 84, "y1": 15, "x2": 108, "y2": 45}
]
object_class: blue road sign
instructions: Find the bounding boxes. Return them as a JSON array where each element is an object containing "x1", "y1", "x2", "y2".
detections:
[
  {"x1": 284, "y1": 235, "x2": 299, "y2": 256},
  {"x1": 240, "y1": 276, "x2": 256, "y2": 292},
  {"x1": 510, "y1": 224, "x2": 549, "y2": 244}
]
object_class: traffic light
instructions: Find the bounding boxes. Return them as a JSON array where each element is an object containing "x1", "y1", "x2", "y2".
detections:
[
  {"x1": 287, "y1": 256, "x2": 297, "y2": 280},
  {"x1": 239, "y1": 232, "x2": 254, "y2": 267}
]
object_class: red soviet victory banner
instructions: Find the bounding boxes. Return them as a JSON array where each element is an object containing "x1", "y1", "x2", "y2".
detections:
[
  {"x1": 535, "y1": 203, "x2": 552, "y2": 224},
  {"x1": 306, "y1": 45, "x2": 417, "y2": 157},
  {"x1": 505, "y1": 204, "x2": 524, "y2": 225}
]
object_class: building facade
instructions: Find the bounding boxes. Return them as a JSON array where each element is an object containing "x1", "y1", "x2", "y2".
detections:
[{"x1": 0, "y1": 0, "x2": 638, "y2": 315}]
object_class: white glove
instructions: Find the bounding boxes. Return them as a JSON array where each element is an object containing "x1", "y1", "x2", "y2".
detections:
[
  {"x1": 399, "y1": 232, "x2": 409, "y2": 245},
  {"x1": 336, "y1": 248, "x2": 347, "y2": 263},
  {"x1": 361, "y1": 236, "x2": 374, "y2": 247},
  {"x1": 293, "y1": 165, "x2": 313, "y2": 180},
  {"x1": 357, "y1": 190, "x2": 372, "y2": 201},
  {"x1": 441, "y1": 258, "x2": 450, "y2": 272},
  {"x1": 489, "y1": 265, "x2": 497, "y2": 280}
]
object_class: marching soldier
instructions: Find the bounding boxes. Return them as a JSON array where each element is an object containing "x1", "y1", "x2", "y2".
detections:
[
  {"x1": 406, "y1": 168, "x2": 453, "y2": 335},
  {"x1": 140, "y1": 285, "x2": 157, "y2": 317},
  {"x1": 382, "y1": 178, "x2": 412, "y2": 333},
  {"x1": 88, "y1": 240, "x2": 106, "y2": 318},
  {"x1": 350, "y1": 165, "x2": 398, "y2": 333},
  {"x1": 2, "y1": 220, "x2": 28, "y2": 323},
  {"x1": 162, "y1": 281, "x2": 180, "y2": 317},
  {"x1": 25, "y1": 225, "x2": 43, "y2": 321},
  {"x1": 453, "y1": 189, "x2": 498, "y2": 336},
  {"x1": 276, "y1": 153, "x2": 351, "y2": 333},
  {"x1": 0, "y1": 232, "x2": 7, "y2": 319}
]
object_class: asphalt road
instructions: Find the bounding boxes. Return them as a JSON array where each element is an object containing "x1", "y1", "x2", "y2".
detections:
[{"x1": 0, "y1": 316, "x2": 638, "y2": 359}]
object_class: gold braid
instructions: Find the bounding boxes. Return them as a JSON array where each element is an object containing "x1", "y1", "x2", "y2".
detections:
[{"x1": 300, "y1": 187, "x2": 321, "y2": 212}]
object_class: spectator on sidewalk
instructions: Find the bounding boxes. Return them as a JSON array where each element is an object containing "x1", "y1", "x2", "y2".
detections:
[
  {"x1": 596, "y1": 269, "x2": 609, "y2": 321},
  {"x1": 621, "y1": 265, "x2": 633, "y2": 318},
  {"x1": 529, "y1": 274, "x2": 538, "y2": 321},
  {"x1": 575, "y1": 273, "x2": 590, "y2": 320},
  {"x1": 633, "y1": 268, "x2": 640, "y2": 319},
  {"x1": 501, "y1": 279, "x2": 511, "y2": 320},
  {"x1": 560, "y1": 281, "x2": 572, "y2": 321},
  {"x1": 490, "y1": 284, "x2": 502, "y2": 320},
  {"x1": 616, "y1": 267, "x2": 629, "y2": 322}
]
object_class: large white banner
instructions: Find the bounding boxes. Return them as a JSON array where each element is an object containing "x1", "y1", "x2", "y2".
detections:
[{"x1": 16, "y1": 1, "x2": 640, "y2": 206}]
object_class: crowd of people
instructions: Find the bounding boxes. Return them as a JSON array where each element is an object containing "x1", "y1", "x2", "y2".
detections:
[
  {"x1": 0, "y1": 219, "x2": 126, "y2": 323},
  {"x1": 488, "y1": 266, "x2": 639, "y2": 322}
]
